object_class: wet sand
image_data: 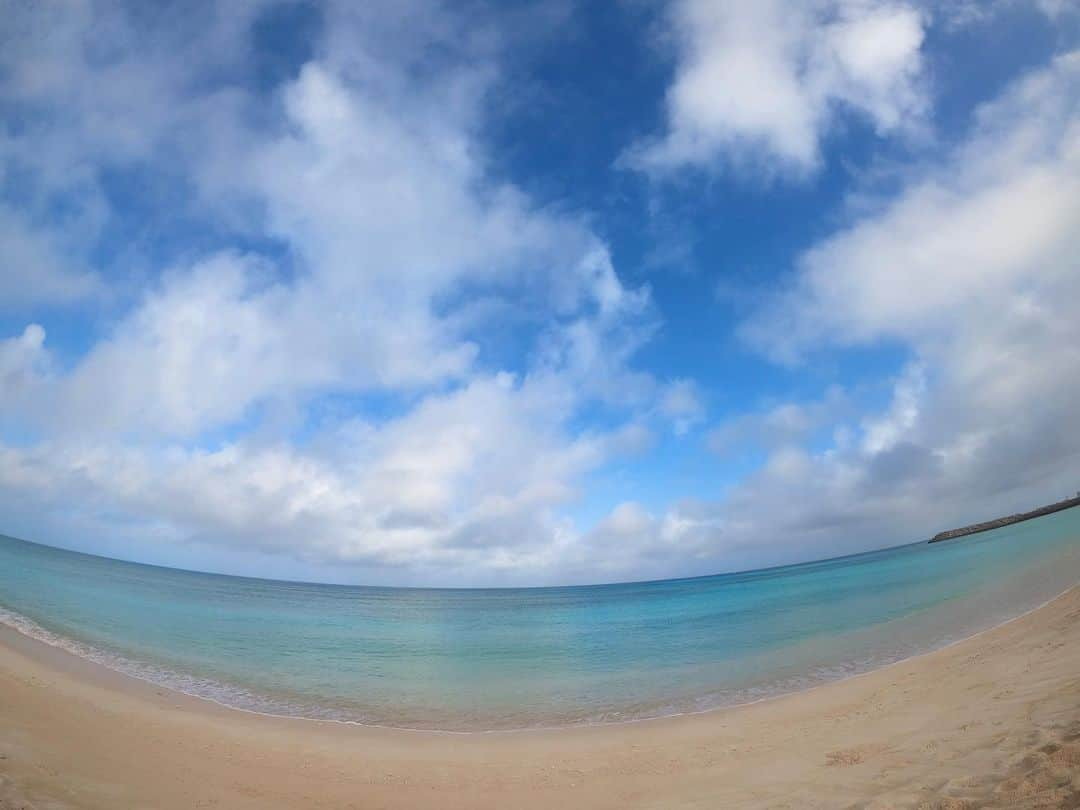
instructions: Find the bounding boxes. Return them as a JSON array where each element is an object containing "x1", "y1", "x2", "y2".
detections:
[{"x1": 1, "y1": 587, "x2": 1078, "y2": 809}]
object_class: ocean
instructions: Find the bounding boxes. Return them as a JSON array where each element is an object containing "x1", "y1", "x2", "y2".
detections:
[{"x1": 1, "y1": 507, "x2": 1077, "y2": 731}]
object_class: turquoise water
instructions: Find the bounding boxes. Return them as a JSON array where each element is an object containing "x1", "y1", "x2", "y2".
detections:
[{"x1": 1, "y1": 508, "x2": 1078, "y2": 731}]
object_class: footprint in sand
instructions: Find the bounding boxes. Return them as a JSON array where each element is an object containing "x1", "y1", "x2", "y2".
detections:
[{"x1": 825, "y1": 743, "x2": 890, "y2": 766}]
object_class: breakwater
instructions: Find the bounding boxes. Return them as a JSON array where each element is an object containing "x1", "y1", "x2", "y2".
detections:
[{"x1": 929, "y1": 494, "x2": 1080, "y2": 543}]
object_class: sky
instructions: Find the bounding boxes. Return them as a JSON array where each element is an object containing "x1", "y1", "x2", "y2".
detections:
[{"x1": 0, "y1": 0, "x2": 1078, "y2": 587}]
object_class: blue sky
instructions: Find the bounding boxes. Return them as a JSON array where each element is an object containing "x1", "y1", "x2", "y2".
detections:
[{"x1": 1, "y1": 0, "x2": 1078, "y2": 586}]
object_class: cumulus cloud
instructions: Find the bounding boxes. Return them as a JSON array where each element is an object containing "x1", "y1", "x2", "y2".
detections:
[
  {"x1": 0, "y1": 3, "x2": 649, "y2": 442},
  {"x1": 625, "y1": 0, "x2": 927, "y2": 174},
  {"x1": 0, "y1": 0, "x2": 1075, "y2": 585},
  {"x1": 0, "y1": 0, "x2": 674, "y2": 584},
  {"x1": 742, "y1": 51, "x2": 1079, "y2": 359},
  {"x1": 0, "y1": 373, "x2": 654, "y2": 581},
  {"x1": 671, "y1": 52, "x2": 1080, "y2": 567},
  {"x1": 0, "y1": 324, "x2": 48, "y2": 399}
]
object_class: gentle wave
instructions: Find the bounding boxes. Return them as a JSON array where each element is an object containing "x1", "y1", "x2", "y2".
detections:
[
  {"x1": 0, "y1": 599, "x2": 1018, "y2": 731},
  {"x1": 1, "y1": 512, "x2": 1076, "y2": 732},
  {"x1": 0, "y1": 605, "x2": 306, "y2": 715}
]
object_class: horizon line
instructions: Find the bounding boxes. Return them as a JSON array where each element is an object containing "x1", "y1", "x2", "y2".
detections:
[{"x1": 0, "y1": 528, "x2": 930, "y2": 594}]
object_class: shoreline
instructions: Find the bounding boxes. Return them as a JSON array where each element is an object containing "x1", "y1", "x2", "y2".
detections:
[
  {"x1": 1, "y1": 588, "x2": 1079, "y2": 807},
  {"x1": 0, "y1": 581, "x2": 1076, "y2": 735}
]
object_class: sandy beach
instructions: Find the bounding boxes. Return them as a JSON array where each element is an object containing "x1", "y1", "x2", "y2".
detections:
[{"x1": 0, "y1": 588, "x2": 1077, "y2": 809}]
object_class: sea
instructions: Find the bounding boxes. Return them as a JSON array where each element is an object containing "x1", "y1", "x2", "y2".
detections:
[{"x1": 1, "y1": 507, "x2": 1077, "y2": 731}]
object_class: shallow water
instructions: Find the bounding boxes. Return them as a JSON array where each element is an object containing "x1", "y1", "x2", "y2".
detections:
[{"x1": 1, "y1": 508, "x2": 1078, "y2": 730}]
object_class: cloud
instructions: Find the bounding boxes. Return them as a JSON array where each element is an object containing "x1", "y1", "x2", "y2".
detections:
[
  {"x1": 940, "y1": 0, "x2": 1080, "y2": 28},
  {"x1": 0, "y1": 207, "x2": 103, "y2": 308},
  {"x1": 708, "y1": 384, "x2": 852, "y2": 457},
  {"x1": 573, "y1": 50, "x2": 1080, "y2": 578},
  {"x1": 0, "y1": 1, "x2": 1075, "y2": 585},
  {"x1": 0, "y1": 1, "x2": 657, "y2": 440},
  {"x1": 0, "y1": 0, "x2": 271, "y2": 301},
  {"x1": 0, "y1": 373, "x2": 654, "y2": 583},
  {"x1": 0, "y1": 0, "x2": 673, "y2": 584},
  {"x1": 742, "y1": 50, "x2": 1079, "y2": 360},
  {"x1": 659, "y1": 378, "x2": 706, "y2": 435},
  {"x1": 696, "y1": 51, "x2": 1080, "y2": 563},
  {"x1": 858, "y1": 365, "x2": 924, "y2": 455},
  {"x1": 625, "y1": 0, "x2": 927, "y2": 174},
  {"x1": 0, "y1": 324, "x2": 48, "y2": 401}
]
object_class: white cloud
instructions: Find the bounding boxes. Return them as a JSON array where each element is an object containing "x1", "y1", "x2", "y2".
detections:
[
  {"x1": 859, "y1": 365, "x2": 924, "y2": 455},
  {"x1": 659, "y1": 378, "x2": 706, "y2": 435},
  {"x1": 574, "y1": 51, "x2": 1080, "y2": 577},
  {"x1": 0, "y1": 0, "x2": 675, "y2": 584},
  {"x1": 0, "y1": 0, "x2": 269, "y2": 303},
  {"x1": 699, "y1": 51, "x2": 1080, "y2": 562},
  {"x1": 940, "y1": 0, "x2": 1080, "y2": 28},
  {"x1": 625, "y1": 0, "x2": 927, "y2": 174},
  {"x1": 742, "y1": 51, "x2": 1080, "y2": 359},
  {"x1": 0, "y1": 373, "x2": 654, "y2": 583},
  {"x1": 0, "y1": 324, "x2": 48, "y2": 401},
  {"x1": 0, "y1": 1, "x2": 1075, "y2": 585},
  {"x1": 708, "y1": 384, "x2": 852, "y2": 456},
  {"x1": 1, "y1": 1, "x2": 656, "y2": 441}
]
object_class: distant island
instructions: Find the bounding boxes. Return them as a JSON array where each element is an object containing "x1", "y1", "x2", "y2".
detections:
[{"x1": 929, "y1": 494, "x2": 1080, "y2": 543}]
